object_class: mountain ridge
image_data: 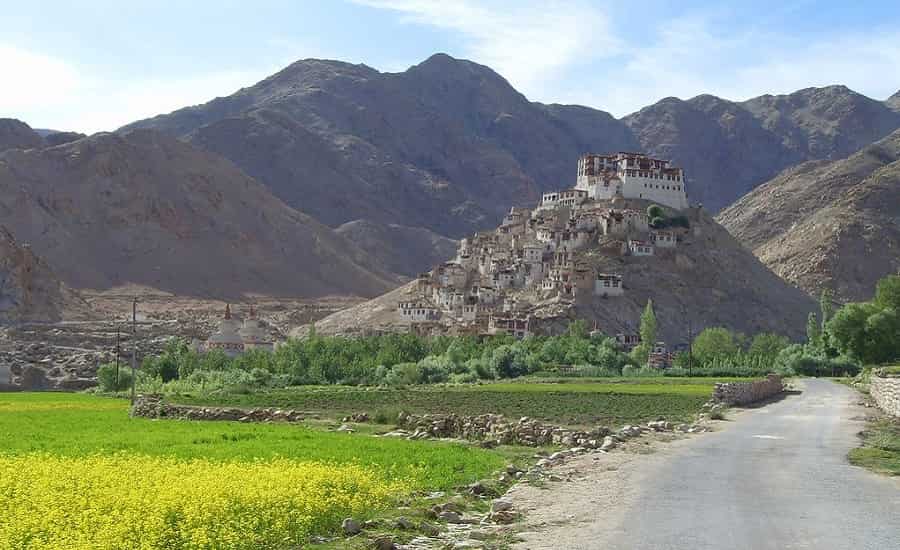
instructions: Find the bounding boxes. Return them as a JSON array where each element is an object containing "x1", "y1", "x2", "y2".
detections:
[{"x1": 122, "y1": 54, "x2": 900, "y2": 238}]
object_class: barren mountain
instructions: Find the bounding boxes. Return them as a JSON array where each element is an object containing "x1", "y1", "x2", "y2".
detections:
[
  {"x1": 624, "y1": 86, "x2": 900, "y2": 211},
  {"x1": 0, "y1": 226, "x2": 89, "y2": 323},
  {"x1": 121, "y1": 54, "x2": 639, "y2": 237},
  {"x1": 0, "y1": 119, "x2": 45, "y2": 152},
  {"x1": 0, "y1": 129, "x2": 400, "y2": 299},
  {"x1": 718, "y1": 130, "x2": 900, "y2": 301},
  {"x1": 335, "y1": 219, "x2": 457, "y2": 277},
  {"x1": 310, "y1": 205, "x2": 815, "y2": 343}
]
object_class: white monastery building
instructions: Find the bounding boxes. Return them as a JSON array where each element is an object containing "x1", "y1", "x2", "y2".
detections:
[{"x1": 575, "y1": 152, "x2": 688, "y2": 210}]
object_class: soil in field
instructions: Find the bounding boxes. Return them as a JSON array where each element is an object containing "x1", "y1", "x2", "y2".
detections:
[{"x1": 171, "y1": 382, "x2": 716, "y2": 427}]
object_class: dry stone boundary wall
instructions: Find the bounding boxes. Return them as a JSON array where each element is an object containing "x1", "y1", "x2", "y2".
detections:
[
  {"x1": 870, "y1": 374, "x2": 900, "y2": 417},
  {"x1": 711, "y1": 374, "x2": 783, "y2": 406}
]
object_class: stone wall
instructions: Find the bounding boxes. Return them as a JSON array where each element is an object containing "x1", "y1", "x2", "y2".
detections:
[
  {"x1": 870, "y1": 374, "x2": 900, "y2": 417},
  {"x1": 131, "y1": 395, "x2": 305, "y2": 423},
  {"x1": 711, "y1": 374, "x2": 783, "y2": 406}
]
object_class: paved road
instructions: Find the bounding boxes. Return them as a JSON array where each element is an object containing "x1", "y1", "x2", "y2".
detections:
[{"x1": 605, "y1": 379, "x2": 900, "y2": 550}]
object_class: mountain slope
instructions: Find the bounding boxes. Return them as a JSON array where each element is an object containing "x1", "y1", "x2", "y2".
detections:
[
  {"x1": 335, "y1": 219, "x2": 457, "y2": 277},
  {"x1": 0, "y1": 119, "x2": 44, "y2": 153},
  {"x1": 0, "y1": 129, "x2": 400, "y2": 299},
  {"x1": 718, "y1": 130, "x2": 900, "y2": 301},
  {"x1": 0, "y1": 226, "x2": 89, "y2": 323}
]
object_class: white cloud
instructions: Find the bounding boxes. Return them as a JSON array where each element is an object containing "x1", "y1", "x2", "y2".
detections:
[
  {"x1": 0, "y1": 44, "x2": 276, "y2": 133},
  {"x1": 353, "y1": 0, "x2": 620, "y2": 95},
  {"x1": 556, "y1": 17, "x2": 900, "y2": 116},
  {"x1": 355, "y1": 3, "x2": 900, "y2": 117}
]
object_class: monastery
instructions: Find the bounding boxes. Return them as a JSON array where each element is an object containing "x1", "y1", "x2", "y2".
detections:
[{"x1": 395, "y1": 152, "x2": 692, "y2": 341}]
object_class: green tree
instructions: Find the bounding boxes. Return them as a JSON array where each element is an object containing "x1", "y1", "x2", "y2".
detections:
[
  {"x1": 630, "y1": 300, "x2": 657, "y2": 366},
  {"x1": 874, "y1": 275, "x2": 900, "y2": 311},
  {"x1": 692, "y1": 327, "x2": 738, "y2": 365},
  {"x1": 826, "y1": 302, "x2": 877, "y2": 362},
  {"x1": 748, "y1": 332, "x2": 790, "y2": 360},
  {"x1": 819, "y1": 289, "x2": 835, "y2": 330},
  {"x1": 806, "y1": 312, "x2": 821, "y2": 349}
]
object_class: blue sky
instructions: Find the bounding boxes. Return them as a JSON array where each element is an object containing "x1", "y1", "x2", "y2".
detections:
[{"x1": 3, "y1": 0, "x2": 900, "y2": 133}]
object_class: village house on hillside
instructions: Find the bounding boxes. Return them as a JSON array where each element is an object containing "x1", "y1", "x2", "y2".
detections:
[{"x1": 393, "y1": 152, "x2": 692, "y2": 339}]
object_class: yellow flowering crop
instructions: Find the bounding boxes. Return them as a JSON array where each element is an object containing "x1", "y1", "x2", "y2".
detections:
[{"x1": 0, "y1": 453, "x2": 409, "y2": 549}]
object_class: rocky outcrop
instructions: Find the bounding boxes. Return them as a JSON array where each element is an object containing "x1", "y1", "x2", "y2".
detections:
[
  {"x1": 0, "y1": 226, "x2": 89, "y2": 324},
  {"x1": 870, "y1": 372, "x2": 900, "y2": 417},
  {"x1": 711, "y1": 374, "x2": 783, "y2": 405}
]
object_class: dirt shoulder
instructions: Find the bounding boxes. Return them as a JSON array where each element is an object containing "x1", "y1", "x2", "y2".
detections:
[{"x1": 507, "y1": 432, "x2": 704, "y2": 549}]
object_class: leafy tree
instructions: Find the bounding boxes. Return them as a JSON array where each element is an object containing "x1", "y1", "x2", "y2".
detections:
[
  {"x1": 692, "y1": 327, "x2": 738, "y2": 365},
  {"x1": 647, "y1": 204, "x2": 664, "y2": 219},
  {"x1": 97, "y1": 363, "x2": 132, "y2": 392},
  {"x1": 826, "y1": 302, "x2": 878, "y2": 362},
  {"x1": 491, "y1": 344, "x2": 528, "y2": 378},
  {"x1": 806, "y1": 312, "x2": 821, "y2": 349},
  {"x1": 748, "y1": 332, "x2": 790, "y2": 360},
  {"x1": 874, "y1": 275, "x2": 900, "y2": 311},
  {"x1": 630, "y1": 300, "x2": 657, "y2": 366},
  {"x1": 819, "y1": 289, "x2": 835, "y2": 330}
]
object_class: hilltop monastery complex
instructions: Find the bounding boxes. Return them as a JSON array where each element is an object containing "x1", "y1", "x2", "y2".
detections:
[{"x1": 396, "y1": 152, "x2": 691, "y2": 343}]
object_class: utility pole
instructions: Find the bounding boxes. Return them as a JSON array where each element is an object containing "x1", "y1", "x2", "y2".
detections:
[
  {"x1": 687, "y1": 315, "x2": 694, "y2": 377},
  {"x1": 115, "y1": 326, "x2": 121, "y2": 389},
  {"x1": 130, "y1": 298, "x2": 137, "y2": 405}
]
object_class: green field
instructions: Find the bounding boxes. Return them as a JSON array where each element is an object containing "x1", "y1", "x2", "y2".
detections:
[
  {"x1": 0, "y1": 392, "x2": 503, "y2": 489},
  {"x1": 170, "y1": 377, "x2": 735, "y2": 426},
  {"x1": 0, "y1": 392, "x2": 513, "y2": 549}
]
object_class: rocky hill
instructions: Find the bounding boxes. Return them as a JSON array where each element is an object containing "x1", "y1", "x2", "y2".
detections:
[
  {"x1": 308, "y1": 201, "x2": 815, "y2": 344},
  {"x1": 335, "y1": 219, "x2": 457, "y2": 277},
  {"x1": 718, "y1": 130, "x2": 900, "y2": 301},
  {"x1": 0, "y1": 119, "x2": 45, "y2": 153},
  {"x1": 623, "y1": 87, "x2": 900, "y2": 211},
  {"x1": 0, "y1": 226, "x2": 89, "y2": 323},
  {"x1": 0, "y1": 129, "x2": 400, "y2": 299}
]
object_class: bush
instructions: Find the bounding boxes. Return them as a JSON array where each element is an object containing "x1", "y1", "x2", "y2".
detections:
[
  {"x1": 97, "y1": 363, "x2": 132, "y2": 392},
  {"x1": 385, "y1": 363, "x2": 421, "y2": 386}
]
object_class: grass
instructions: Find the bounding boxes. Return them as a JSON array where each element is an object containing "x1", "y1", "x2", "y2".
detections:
[
  {"x1": 0, "y1": 392, "x2": 517, "y2": 549},
  {"x1": 169, "y1": 377, "x2": 739, "y2": 427},
  {"x1": 849, "y1": 417, "x2": 900, "y2": 476},
  {"x1": 0, "y1": 392, "x2": 504, "y2": 490}
]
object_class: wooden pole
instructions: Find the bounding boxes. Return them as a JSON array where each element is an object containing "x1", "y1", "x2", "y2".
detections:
[
  {"x1": 130, "y1": 298, "x2": 137, "y2": 405},
  {"x1": 115, "y1": 326, "x2": 120, "y2": 389}
]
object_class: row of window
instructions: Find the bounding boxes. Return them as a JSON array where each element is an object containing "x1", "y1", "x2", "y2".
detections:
[{"x1": 641, "y1": 182, "x2": 682, "y2": 191}]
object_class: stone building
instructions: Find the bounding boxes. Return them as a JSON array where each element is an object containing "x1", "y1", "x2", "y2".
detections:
[
  {"x1": 575, "y1": 152, "x2": 688, "y2": 210},
  {"x1": 595, "y1": 273, "x2": 624, "y2": 297}
]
